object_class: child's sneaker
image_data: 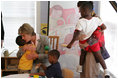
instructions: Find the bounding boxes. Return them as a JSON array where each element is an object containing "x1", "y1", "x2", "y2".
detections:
[
  {"x1": 104, "y1": 69, "x2": 110, "y2": 78},
  {"x1": 76, "y1": 65, "x2": 82, "y2": 73}
]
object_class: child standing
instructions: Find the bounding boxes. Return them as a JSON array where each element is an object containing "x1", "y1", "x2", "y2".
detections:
[
  {"x1": 67, "y1": 1, "x2": 110, "y2": 78},
  {"x1": 30, "y1": 50, "x2": 63, "y2": 78},
  {"x1": 16, "y1": 35, "x2": 37, "y2": 73}
]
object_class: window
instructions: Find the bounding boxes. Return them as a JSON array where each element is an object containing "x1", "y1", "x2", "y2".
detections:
[
  {"x1": 1, "y1": 1, "x2": 36, "y2": 56},
  {"x1": 100, "y1": 1, "x2": 117, "y2": 77}
]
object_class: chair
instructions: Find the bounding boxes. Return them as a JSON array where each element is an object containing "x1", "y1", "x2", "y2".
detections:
[
  {"x1": 1, "y1": 69, "x2": 2, "y2": 77},
  {"x1": 62, "y1": 68, "x2": 74, "y2": 78},
  {"x1": 48, "y1": 36, "x2": 59, "y2": 50}
]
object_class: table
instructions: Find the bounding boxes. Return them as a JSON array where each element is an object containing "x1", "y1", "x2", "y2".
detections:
[
  {"x1": 2, "y1": 73, "x2": 47, "y2": 78},
  {"x1": 2, "y1": 73, "x2": 29, "y2": 78},
  {"x1": 1, "y1": 57, "x2": 19, "y2": 76}
]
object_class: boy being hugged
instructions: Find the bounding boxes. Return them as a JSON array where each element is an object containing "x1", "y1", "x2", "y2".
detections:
[{"x1": 16, "y1": 35, "x2": 38, "y2": 73}]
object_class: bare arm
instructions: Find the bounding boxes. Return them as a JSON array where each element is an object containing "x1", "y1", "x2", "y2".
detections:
[{"x1": 67, "y1": 30, "x2": 81, "y2": 48}]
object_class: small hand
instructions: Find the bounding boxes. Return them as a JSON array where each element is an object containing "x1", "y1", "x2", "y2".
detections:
[
  {"x1": 79, "y1": 43, "x2": 85, "y2": 49},
  {"x1": 32, "y1": 53, "x2": 39, "y2": 60},
  {"x1": 67, "y1": 43, "x2": 72, "y2": 49},
  {"x1": 78, "y1": 34, "x2": 87, "y2": 41},
  {"x1": 79, "y1": 42, "x2": 89, "y2": 49},
  {"x1": 22, "y1": 45, "x2": 28, "y2": 51},
  {"x1": 26, "y1": 54, "x2": 33, "y2": 60}
]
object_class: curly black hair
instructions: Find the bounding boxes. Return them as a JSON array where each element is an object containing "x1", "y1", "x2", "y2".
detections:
[
  {"x1": 16, "y1": 35, "x2": 26, "y2": 46},
  {"x1": 79, "y1": 1, "x2": 93, "y2": 11},
  {"x1": 48, "y1": 50, "x2": 60, "y2": 59}
]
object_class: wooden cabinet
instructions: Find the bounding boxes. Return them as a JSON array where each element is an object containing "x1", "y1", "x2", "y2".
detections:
[{"x1": 1, "y1": 57, "x2": 19, "y2": 76}]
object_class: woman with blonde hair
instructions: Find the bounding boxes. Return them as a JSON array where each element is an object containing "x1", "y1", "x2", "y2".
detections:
[{"x1": 17, "y1": 23, "x2": 50, "y2": 73}]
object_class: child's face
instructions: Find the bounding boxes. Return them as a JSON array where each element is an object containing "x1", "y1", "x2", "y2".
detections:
[
  {"x1": 48, "y1": 55, "x2": 56, "y2": 64},
  {"x1": 80, "y1": 7, "x2": 91, "y2": 18}
]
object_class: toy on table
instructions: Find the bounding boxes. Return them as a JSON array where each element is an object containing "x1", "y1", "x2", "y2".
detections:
[
  {"x1": 61, "y1": 44, "x2": 68, "y2": 47},
  {"x1": 30, "y1": 75, "x2": 45, "y2": 78},
  {"x1": 44, "y1": 46, "x2": 50, "y2": 54}
]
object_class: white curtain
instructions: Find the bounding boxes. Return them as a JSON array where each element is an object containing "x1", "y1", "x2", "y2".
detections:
[{"x1": 1, "y1": 1, "x2": 36, "y2": 56}]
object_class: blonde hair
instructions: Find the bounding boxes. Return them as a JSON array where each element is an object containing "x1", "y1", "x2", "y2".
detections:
[{"x1": 18, "y1": 23, "x2": 34, "y2": 35}]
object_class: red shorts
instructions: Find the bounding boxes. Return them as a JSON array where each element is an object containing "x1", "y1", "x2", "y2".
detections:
[
  {"x1": 79, "y1": 40, "x2": 100, "y2": 52},
  {"x1": 79, "y1": 27, "x2": 104, "y2": 52}
]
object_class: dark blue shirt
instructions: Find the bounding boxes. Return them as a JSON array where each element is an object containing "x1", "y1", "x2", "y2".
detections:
[{"x1": 45, "y1": 62, "x2": 63, "y2": 78}]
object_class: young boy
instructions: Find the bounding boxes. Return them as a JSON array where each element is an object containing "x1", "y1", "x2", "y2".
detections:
[
  {"x1": 30, "y1": 50, "x2": 63, "y2": 78},
  {"x1": 16, "y1": 35, "x2": 37, "y2": 73},
  {"x1": 67, "y1": 1, "x2": 110, "y2": 78}
]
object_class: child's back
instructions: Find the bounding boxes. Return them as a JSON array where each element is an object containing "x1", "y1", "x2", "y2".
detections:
[
  {"x1": 76, "y1": 17, "x2": 103, "y2": 41},
  {"x1": 18, "y1": 45, "x2": 35, "y2": 70},
  {"x1": 45, "y1": 61, "x2": 62, "y2": 78},
  {"x1": 16, "y1": 36, "x2": 36, "y2": 72}
]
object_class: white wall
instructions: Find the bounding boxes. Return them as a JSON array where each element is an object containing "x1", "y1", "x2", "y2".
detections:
[
  {"x1": 100, "y1": 1, "x2": 118, "y2": 77},
  {"x1": 36, "y1": 1, "x2": 49, "y2": 35},
  {"x1": 36, "y1": 1, "x2": 41, "y2": 34}
]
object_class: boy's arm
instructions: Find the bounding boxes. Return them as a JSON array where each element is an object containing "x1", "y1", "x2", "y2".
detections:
[
  {"x1": 67, "y1": 30, "x2": 81, "y2": 48},
  {"x1": 36, "y1": 63, "x2": 47, "y2": 71}
]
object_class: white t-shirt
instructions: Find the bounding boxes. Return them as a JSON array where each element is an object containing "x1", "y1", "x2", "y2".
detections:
[{"x1": 75, "y1": 17, "x2": 103, "y2": 40}]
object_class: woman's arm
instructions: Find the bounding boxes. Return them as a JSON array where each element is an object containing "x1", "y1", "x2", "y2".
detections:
[
  {"x1": 34, "y1": 35, "x2": 49, "y2": 60},
  {"x1": 17, "y1": 48, "x2": 25, "y2": 59}
]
